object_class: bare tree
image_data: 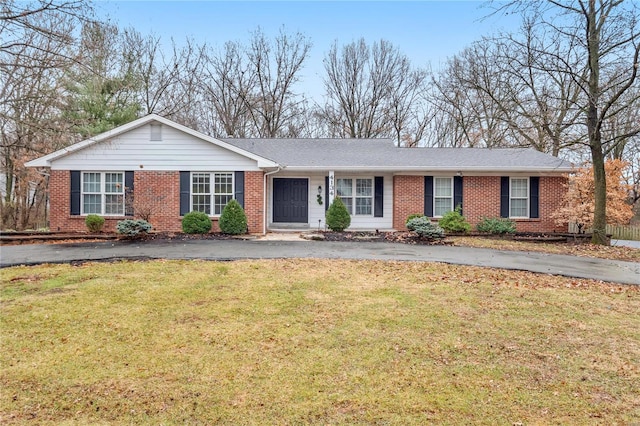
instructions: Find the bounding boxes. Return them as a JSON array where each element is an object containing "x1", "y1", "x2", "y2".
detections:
[
  {"x1": 495, "y1": 0, "x2": 640, "y2": 244},
  {"x1": 322, "y1": 38, "x2": 426, "y2": 144}
]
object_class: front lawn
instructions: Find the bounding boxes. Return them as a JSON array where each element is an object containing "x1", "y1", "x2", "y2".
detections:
[{"x1": 1, "y1": 259, "x2": 639, "y2": 424}]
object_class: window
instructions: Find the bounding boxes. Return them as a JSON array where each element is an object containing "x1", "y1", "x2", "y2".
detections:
[
  {"x1": 336, "y1": 178, "x2": 373, "y2": 216},
  {"x1": 510, "y1": 178, "x2": 529, "y2": 218},
  {"x1": 434, "y1": 177, "x2": 453, "y2": 217},
  {"x1": 82, "y1": 172, "x2": 124, "y2": 215},
  {"x1": 191, "y1": 172, "x2": 234, "y2": 216}
]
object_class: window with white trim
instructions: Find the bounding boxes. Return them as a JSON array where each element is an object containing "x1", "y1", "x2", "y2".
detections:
[
  {"x1": 434, "y1": 177, "x2": 453, "y2": 217},
  {"x1": 336, "y1": 178, "x2": 373, "y2": 216},
  {"x1": 510, "y1": 178, "x2": 529, "y2": 218},
  {"x1": 191, "y1": 172, "x2": 234, "y2": 216},
  {"x1": 82, "y1": 172, "x2": 124, "y2": 215}
]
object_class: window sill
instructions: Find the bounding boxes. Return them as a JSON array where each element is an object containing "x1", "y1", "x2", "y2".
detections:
[{"x1": 511, "y1": 218, "x2": 540, "y2": 222}]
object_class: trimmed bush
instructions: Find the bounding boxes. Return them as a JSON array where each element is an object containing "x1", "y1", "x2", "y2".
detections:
[
  {"x1": 326, "y1": 197, "x2": 351, "y2": 232},
  {"x1": 476, "y1": 217, "x2": 516, "y2": 234},
  {"x1": 219, "y1": 199, "x2": 248, "y2": 235},
  {"x1": 116, "y1": 219, "x2": 152, "y2": 237},
  {"x1": 439, "y1": 205, "x2": 471, "y2": 233},
  {"x1": 406, "y1": 216, "x2": 445, "y2": 240},
  {"x1": 85, "y1": 214, "x2": 105, "y2": 233},
  {"x1": 182, "y1": 211, "x2": 212, "y2": 234},
  {"x1": 406, "y1": 213, "x2": 425, "y2": 225}
]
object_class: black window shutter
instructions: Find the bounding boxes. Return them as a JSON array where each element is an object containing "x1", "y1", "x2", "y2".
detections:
[
  {"x1": 424, "y1": 176, "x2": 433, "y2": 217},
  {"x1": 179, "y1": 171, "x2": 190, "y2": 216},
  {"x1": 325, "y1": 176, "x2": 329, "y2": 212},
  {"x1": 125, "y1": 171, "x2": 134, "y2": 216},
  {"x1": 70, "y1": 171, "x2": 81, "y2": 216},
  {"x1": 453, "y1": 176, "x2": 463, "y2": 215},
  {"x1": 234, "y1": 171, "x2": 245, "y2": 208},
  {"x1": 529, "y1": 177, "x2": 539, "y2": 219},
  {"x1": 500, "y1": 176, "x2": 510, "y2": 218},
  {"x1": 374, "y1": 176, "x2": 384, "y2": 217}
]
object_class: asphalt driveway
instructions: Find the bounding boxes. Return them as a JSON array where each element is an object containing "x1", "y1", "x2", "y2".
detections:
[{"x1": 1, "y1": 239, "x2": 638, "y2": 285}]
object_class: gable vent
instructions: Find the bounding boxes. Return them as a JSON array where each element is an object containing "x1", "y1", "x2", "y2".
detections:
[{"x1": 150, "y1": 123, "x2": 162, "y2": 141}]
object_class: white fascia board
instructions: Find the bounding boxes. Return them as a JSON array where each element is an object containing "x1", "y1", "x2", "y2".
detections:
[
  {"x1": 282, "y1": 166, "x2": 573, "y2": 174},
  {"x1": 25, "y1": 114, "x2": 279, "y2": 169}
]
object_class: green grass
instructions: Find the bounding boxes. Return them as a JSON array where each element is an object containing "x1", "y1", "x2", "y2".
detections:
[{"x1": 1, "y1": 259, "x2": 639, "y2": 424}]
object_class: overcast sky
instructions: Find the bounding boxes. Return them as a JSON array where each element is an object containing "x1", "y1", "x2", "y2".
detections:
[{"x1": 97, "y1": 1, "x2": 523, "y2": 99}]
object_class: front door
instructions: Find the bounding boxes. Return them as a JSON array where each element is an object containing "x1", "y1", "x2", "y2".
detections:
[{"x1": 273, "y1": 178, "x2": 308, "y2": 223}]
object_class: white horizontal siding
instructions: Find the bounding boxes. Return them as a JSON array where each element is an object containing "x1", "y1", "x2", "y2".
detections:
[
  {"x1": 51, "y1": 124, "x2": 261, "y2": 171},
  {"x1": 268, "y1": 171, "x2": 394, "y2": 231}
]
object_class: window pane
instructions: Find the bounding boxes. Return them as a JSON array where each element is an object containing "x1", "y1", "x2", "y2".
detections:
[
  {"x1": 192, "y1": 195, "x2": 211, "y2": 214},
  {"x1": 435, "y1": 178, "x2": 452, "y2": 197},
  {"x1": 105, "y1": 194, "x2": 124, "y2": 215},
  {"x1": 336, "y1": 179, "x2": 352, "y2": 197},
  {"x1": 83, "y1": 194, "x2": 101, "y2": 214},
  {"x1": 214, "y1": 173, "x2": 233, "y2": 195},
  {"x1": 511, "y1": 179, "x2": 528, "y2": 198},
  {"x1": 434, "y1": 198, "x2": 452, "y2": 217},
  {"x1": 355, "y1": 197, "x2": 372, "y2": 215},
  {"x1": 105, "y1": 173, "x2": 123, "y2": 193},
  {"x1": 83, "y1": 173, "x2": 100, "y2": 193},
  {"x1": 214, "y1": 194, "x2": 233, "y2": 215},
  {"x1": 511, "y1": 199, "x2": 528, "y2": 217},
  {"x1": 356, "y1": 179, "x2": 372, "y2": 196},
  {"x1": 192, "y1": 173, "x2": 210, "y2": 194}
]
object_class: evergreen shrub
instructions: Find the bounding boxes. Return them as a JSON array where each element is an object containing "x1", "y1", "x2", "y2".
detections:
[
  {"x1": 326, "y1": 197, "x2": 351, "y2": 232},
  {"x1": 438, "y1": 205, "x2": 471, "y2": 233},
  {"x1": 182, "y1": 211, "x2": 212, "y2": 234},
  {"x1": 406, "y1": 216, "x2": 445, "y2": 240},
  {"x1": 85, "y1": 214, "x2": 105, "y2": 233},
  {"x1": 219, "y1": 200, "x2": 248, "y2": 235},
  {"x1": 116, "y1": 219, "x2": 152, "y2": 237},
  {"x1": 476, "y1": 217, "x2": 516, "y2": 234}
]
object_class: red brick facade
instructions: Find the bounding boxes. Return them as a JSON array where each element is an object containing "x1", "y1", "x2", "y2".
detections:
[
  {"x1": 392, "y1": 175, "x2": 568, "y2": 233},
  {"x1": 48, "y1": 170, "x2": 265, "y2": 234}
]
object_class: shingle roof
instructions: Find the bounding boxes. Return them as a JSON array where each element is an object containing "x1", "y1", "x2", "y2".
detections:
[{"x1": 222, "y1": 138, "x2": 573, "y2": 172}]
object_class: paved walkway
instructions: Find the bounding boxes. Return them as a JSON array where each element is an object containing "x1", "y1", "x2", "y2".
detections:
[{"x1": 1, "y1": 239, "x2": 638, "y2": 285}]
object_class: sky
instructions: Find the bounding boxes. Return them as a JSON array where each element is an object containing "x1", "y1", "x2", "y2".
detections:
[{"x1": 96, "y1": 1, "x2": 523, "y2": 99}]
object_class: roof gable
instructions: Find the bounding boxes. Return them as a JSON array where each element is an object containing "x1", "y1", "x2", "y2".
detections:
[{"x1": 25, "y1": 115, "x2": 278, "y2": 169}]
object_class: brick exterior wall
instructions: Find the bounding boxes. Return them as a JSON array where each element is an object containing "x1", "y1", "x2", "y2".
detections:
[
  {"x1": 392, "y1": 176, "x2": 424, "y2": 230},
  {"x1": 48, "y1": 170, "x2": 265, "y2": 234},
  {"x1": 393, "y1": 175, "x2": 568, "y2": 233}
]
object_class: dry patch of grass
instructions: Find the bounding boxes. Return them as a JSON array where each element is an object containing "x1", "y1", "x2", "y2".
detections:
[
  {"x1": 1, "y1": 259, "x2": 639, "y2": 425},
  {"x1": 451, "y1": 236, "x2": 640, "y2": 262}
]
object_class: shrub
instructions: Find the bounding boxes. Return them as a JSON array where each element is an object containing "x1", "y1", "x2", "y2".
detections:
[
  {"x1": 116, "y1": 219, "x2": 152, "y2": 237},
  {"x1": 85, "y1": 214, "x2": 105, "y2": 233},
  {"x1": 219, "y1": 199, "x2": 248, "y2": 235},
  {"x1": 406, "y1": 213, "x2": 426, "y2": 225},
  {"x1": 439, "y1": 205, "x2": 471, "y2": 233},
  {"x1": 182, "y1": 211, "x2": 212, "y2": 234},
  {"x1": 326, "y1": 197, "x2": 351, "y2": 232},
  {"x1": 476, "y1": 217, "x2": 516, "y2": 234},
  {"x1": 406, "y1": 216, "x2": 445, "y2": 240}
]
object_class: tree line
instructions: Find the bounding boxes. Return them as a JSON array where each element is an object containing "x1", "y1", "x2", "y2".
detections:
[{"x1": 1, "y1": 0, "x2": 638, "y2": 243}]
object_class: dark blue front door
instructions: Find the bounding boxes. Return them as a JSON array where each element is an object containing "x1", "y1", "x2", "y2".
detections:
[{"x1": 273, "y1": 178, "x2": 308, "y2": 223}]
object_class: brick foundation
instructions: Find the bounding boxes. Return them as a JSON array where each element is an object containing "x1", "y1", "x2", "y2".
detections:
[{"x1": 48, "y1": 170, "x2": 265, "y2": 234}]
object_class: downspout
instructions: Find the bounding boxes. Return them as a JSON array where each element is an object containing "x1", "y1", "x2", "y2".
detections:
[{"x1": 263, "y1": 166, "x2": 282, "y2": 235}]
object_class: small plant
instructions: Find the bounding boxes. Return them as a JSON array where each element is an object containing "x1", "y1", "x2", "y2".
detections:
[
  {"x1": 182, "y1": 211, "x2": 212, "y2": 234},
  {"x1": 476, "y1": 217, "x2": 517, "y2": 234},
  {"x1": 406, "y1": 213, "x2": 425, "y2": 225},
  {"x1": 219, "y1": 199, "x2": 248, "y2": 235},
  {"x1": 406, "y1": 216, "x2": 445, "y2": 240},
  {"x1": 326, "y1": 197, "x2": 351, "y2": 232},
  {"x1": 85, "y1": 214, "x2": 105, "y2": 233},
  {"x1": 439, "y1": 205, "x2": 471, "y2": 233},
  {"x1": 116, "y1": 219, "x2": 152, "y2": 237}
]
